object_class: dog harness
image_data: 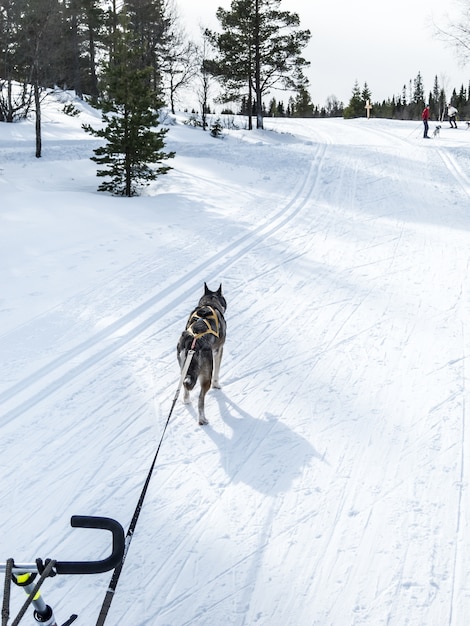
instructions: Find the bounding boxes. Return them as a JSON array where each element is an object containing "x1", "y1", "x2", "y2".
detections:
[{"x1": 186, "y1": 306, "x2": 220, "y2": 340}]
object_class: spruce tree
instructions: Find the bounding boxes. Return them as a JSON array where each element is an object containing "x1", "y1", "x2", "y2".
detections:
[
  {"x1": 432, "y1": 75, "x2": 441, "y2": 119},
  {"x1": 293, "y1": 85, "x2": 314, "y2": 117},
  {"x1": 411, "y1": 71, "x2": 425, "y2": 117},
  {"x1": 361, "y1": 82, "x2": 372, "y2": 105},
  {"x1": 344, "y1": 80, "x2": 363, "y2": 118},
  {"x1": 83, "y1": 32, "x2": 174, "y2": 197}
]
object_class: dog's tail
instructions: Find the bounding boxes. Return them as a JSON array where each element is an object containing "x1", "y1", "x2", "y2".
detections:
[
  {"x1": 184, "y1": 375, "x2": 195, "y2": 389},
  {"x1": 183, "y1": 341, "x2": 213, "y2": 392},
  {"x1": 178, "y1": 334, "x2": 199, "y2": 391},
  {"x1": 183, "y1": 365, "x2": 197, "y2": 390},
  {"x1": 183, "y1": 350, "x2": 201, "y2": 391}
]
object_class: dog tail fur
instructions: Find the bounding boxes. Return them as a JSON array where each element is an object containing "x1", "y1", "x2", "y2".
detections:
[
  {"x1": 183, "y1": 354, "x2": 201, "y2": 391},
  {"x1": 183, "y1": 369, "x2": 196, "y2": 390},
  {"x1": 178, "y1": 333, "x2": 201, "y2": 391},
  {"x1": 180, "y1": 338, "x2": 213, "y2": 392}
]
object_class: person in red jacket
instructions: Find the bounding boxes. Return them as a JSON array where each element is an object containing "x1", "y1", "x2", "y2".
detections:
[{"x1": 422, "y1": 104, "x2": 430, "y2": 138}]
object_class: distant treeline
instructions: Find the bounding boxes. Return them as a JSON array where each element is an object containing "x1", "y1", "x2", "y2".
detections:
[
  {"x1": 1, "y1": 0, "x2": 467, "y2": 124},
  {"x1": 241, "y1": 72, "x2": 470, "y2": 121}
]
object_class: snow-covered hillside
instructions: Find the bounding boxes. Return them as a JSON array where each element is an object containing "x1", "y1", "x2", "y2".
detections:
[{"x1": 1, "y1": 95, "x2": 470, "y2": 625}]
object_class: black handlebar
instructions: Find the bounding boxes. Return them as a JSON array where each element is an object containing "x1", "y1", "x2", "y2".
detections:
[{"x1": 53, "y1": 516, "x2": 125, "y2": 575}]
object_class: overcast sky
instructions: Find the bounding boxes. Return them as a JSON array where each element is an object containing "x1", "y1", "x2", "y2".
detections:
[{"x1": 176, "y1": 0, "x2": 469, "y2": 107}]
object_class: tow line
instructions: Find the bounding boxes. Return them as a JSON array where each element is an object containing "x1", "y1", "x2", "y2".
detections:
[
  {"x1": 1, "y1": 348, "x2": 196, "y2": 626},
  {"x1": 95, "y1": 346, "x2": 196, "y2": 626}
]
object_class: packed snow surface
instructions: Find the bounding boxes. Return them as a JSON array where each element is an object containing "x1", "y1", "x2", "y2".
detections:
[{"x1": 1, "y1": 95, "x2": 470, "y2": 625}]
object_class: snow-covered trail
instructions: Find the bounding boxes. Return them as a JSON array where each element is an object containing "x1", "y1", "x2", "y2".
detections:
[
  {"x1": 1, "y1": 113, "x2": 470, "y2": 625},
  {"x1": 204, "y1": 119, "x2": 470, "y2": 626}
]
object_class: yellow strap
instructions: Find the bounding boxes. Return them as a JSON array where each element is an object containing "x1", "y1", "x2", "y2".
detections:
[
  {"x1": 186, "y1": 306, "x2": 219, "y2": 339},
  {"x1": 16, "y1": 573, "x2": 42, "y2": 600}
]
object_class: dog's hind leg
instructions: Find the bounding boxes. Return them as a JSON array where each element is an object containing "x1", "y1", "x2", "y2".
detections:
[
  {"x1": 197, "y1": 378, "x2": 210, "y2": 425},
  {"x1": 182, "y1": 386, "x2": 191, "y2": 404},
  {"x1": 178, "y1": 340, "x2": 197, "y2": 405},
  {"x1": 212, "y1": 346, "x2": 224, "y2": 389},
  {"x1": 197, "y1": 357, "x2": 212, "y2": 425}
]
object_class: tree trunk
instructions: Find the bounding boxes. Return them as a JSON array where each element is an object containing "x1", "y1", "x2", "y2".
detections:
[
  {"x1": 34, "y1": 80, "x2": 42, "y2": 158},
  {"x1": 200, "y1": 76, "x2": 209, "y2": 131},
  {"x1": 7, "y1": 80, "x2": 13, "y2": 123},
  {"x1": 170, "y1": 75, "x2": 176, "y2": 114},
  {"x1": 247, "y1": 33, "x2": 253, "y2": 131},
  {"x1": 88, "y1": 28, "x2": 99, "y2": 97},
  {"x1": 71, "y1": 10, "x2": 83, "y2": 99},
  {"x1": 248, "y1": 71, "x2": 253, "y2": 131},
  {"x1": 125, "y1": 113, "x2": 131, "y2": 196},
  {"x1": 254, "y1": 0, "x2": 263, "y2": 129}
]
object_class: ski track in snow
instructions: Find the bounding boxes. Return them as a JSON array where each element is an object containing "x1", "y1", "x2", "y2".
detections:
[
  {"x1": 1, "y1": 109, "x2": 470, "y2": 625},
  {"x1": 0, "y1": 140, "x2": 324, "y2": 424}
]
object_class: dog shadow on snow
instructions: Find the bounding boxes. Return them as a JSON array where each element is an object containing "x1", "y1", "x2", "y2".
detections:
[{"x1": 201, "y1": 391, "x2": 326, "y2": 496}]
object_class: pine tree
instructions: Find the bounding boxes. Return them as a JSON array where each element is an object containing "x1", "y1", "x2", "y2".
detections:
[
  {"x1": 268, "y1": 98, "x2": 277, "y2": 117},
  {"x1": 65, "y1": 0, "x2": 105, "y2": 98},
  {"x1": 83, "y1": 32, "x2": 174, "y2": 197},
  {"x1": 0, "y1": 0, "x2": 33, "y2": 122},
  {"x1": 210, "y1": 118, "x2": 223, "y2": 137},
  {"x1": 19, "y1": 0, "x2": 65, "y2": 156},
  {"x1": 292, "y1": 85, "x2": 314, "y2": 117},
  {"x1": 206, "y1": 0, "x2": 310, "y2": 130},
  {"x1": 124, "y1": 0, "x2": 168, "y2": 93}
]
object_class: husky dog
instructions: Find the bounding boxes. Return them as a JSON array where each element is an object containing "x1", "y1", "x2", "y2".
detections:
[
  {"x1": 177, "y1": 283, "x2": 227, "y2": 425},
  {"x1": 433, "y1": 124, "x2": 441, "y2": 137}
]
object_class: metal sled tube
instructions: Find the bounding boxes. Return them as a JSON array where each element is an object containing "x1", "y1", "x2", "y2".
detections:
[
  {"x1": 10, "y1": 567, "x2": 58, "y2": 626},
  {"x1": 0, "y1": 562, "x2": 38, "y2": 574},
  {"x1": 16, "y1": 577, "x2": 54, "y2": 623}
]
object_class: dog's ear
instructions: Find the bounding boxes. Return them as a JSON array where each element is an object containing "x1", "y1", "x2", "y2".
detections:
[
  {"x1": 217, "y1": 284, "x2": 223, "y2": 295},
  {"x1": 204, "y1": 282, "x2": 209, "y2": 294}
]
